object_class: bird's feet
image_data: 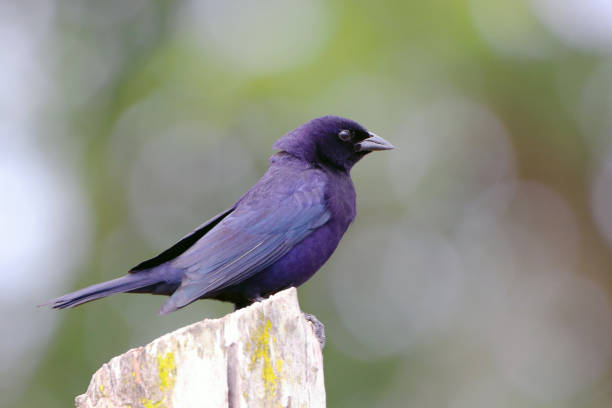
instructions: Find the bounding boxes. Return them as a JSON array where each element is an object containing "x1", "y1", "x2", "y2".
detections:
[{"x1": 303, "y1": 313, "x2": 326, "y2": 349}]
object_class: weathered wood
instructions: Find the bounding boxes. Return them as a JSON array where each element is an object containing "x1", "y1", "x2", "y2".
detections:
[{"x1": 75, "y1": 288, "x2": 325, "y2": 408}]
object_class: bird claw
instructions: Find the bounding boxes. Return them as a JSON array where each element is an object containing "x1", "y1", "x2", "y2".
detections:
[{"x1": 303, "y1": 313, "x2": 326, "y2": 349}]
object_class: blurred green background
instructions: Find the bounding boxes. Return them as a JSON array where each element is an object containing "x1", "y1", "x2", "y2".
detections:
[{"x1": 3, "y1": 0, "x2": 612, "y2": 407}]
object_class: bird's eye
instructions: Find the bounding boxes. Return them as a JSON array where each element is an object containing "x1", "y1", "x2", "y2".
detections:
[{"x1": 338, "y1": 130, "x2": 352, "y2": 142}]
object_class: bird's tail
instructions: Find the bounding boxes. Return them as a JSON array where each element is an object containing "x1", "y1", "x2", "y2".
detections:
[{"x1": 45, "y1": 274, "x2": 156, "y2": 309}]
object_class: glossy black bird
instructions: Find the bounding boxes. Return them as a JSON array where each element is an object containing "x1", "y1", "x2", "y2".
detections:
[{"x1": 49, "y1": 116, "x2": 393, "y2": 317}]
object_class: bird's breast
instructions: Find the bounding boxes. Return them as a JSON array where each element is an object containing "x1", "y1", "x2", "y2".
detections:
[
  {"x1": 254, "y1": 173, "x2": 356, "y2": 291},
  {"x1": 325, "y1": 171, "x2": 357, "y2": 228},
  {"x1": 253, "y1": 216, "x2": 350, "y2": 293}
]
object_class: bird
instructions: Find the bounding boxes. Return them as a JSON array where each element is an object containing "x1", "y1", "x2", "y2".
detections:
[{"x1": 48, "y1": 116, "x2": 393, "y2": 321}]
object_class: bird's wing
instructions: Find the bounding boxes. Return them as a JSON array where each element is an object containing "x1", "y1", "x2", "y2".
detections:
[
  {"x1": 159, "y1": 170, "x2": 329, "y2": 314},
  {"x1": 129, "y1": 207, "x2": 236, "y2": 272}
]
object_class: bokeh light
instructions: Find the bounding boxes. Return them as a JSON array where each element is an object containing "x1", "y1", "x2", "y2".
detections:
[
  {"x1": 530, "y1": 0, "x2": 612, "y2": 53},
  {"x1": 176, "y1": 0, "x2": 330, "y2": 74},
  {"x1": 388, "y1": 98, "x2": 517, "y2": 226},
  {"x1": 331, "y1": 222, "x2": 464, "y2": 358},
  {"x1": 470, "y1": 0, "x2": 558, "y2": 59}
]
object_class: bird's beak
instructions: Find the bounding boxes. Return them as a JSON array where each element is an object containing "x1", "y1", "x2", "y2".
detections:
[{"x1": 355, "y1": 132, "x2": 394, "y2": 152}]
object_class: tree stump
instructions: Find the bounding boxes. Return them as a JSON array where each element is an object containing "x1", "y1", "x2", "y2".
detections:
[{"x1": 75, "y1": 288, "x2": 325, "y2": 408}]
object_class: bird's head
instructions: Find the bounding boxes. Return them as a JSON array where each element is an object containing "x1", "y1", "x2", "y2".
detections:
[{"x1": 274, "y1": 116, "x2": 394, "y2": 171}]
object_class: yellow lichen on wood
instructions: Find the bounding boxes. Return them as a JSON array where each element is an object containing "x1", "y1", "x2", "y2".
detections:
[
  {"x1": 249, "y1": 317, "x2": 284, "y2": 400},
  {"x1": 139, "y1": 397, "x2": 164, "y2": 408},
  {"x1": 156, "y1": 352, "x2": 176, "y2": 392}
]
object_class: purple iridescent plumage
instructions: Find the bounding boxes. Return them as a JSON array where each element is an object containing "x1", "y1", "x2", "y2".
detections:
[{"x1": 48, "y1": 116, "x2": 393, "y2": 314}]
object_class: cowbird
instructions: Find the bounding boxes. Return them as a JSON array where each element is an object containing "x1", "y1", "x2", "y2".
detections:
[{"x1": 49, "y1": 116, "x2": 393, "y2": 320}]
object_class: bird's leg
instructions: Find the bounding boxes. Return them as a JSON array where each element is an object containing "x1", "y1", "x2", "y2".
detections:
[
  {"x1": 303, "y1": 313, "x2": 326, "y2": 349},
  {"x1": 233, "y1": 295, "x2": 266, "y2": 311}
]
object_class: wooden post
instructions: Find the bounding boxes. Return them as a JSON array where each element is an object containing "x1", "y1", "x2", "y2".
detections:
[{"x1": 75, "y1": 288, "x2": 325, "y2": 408}]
